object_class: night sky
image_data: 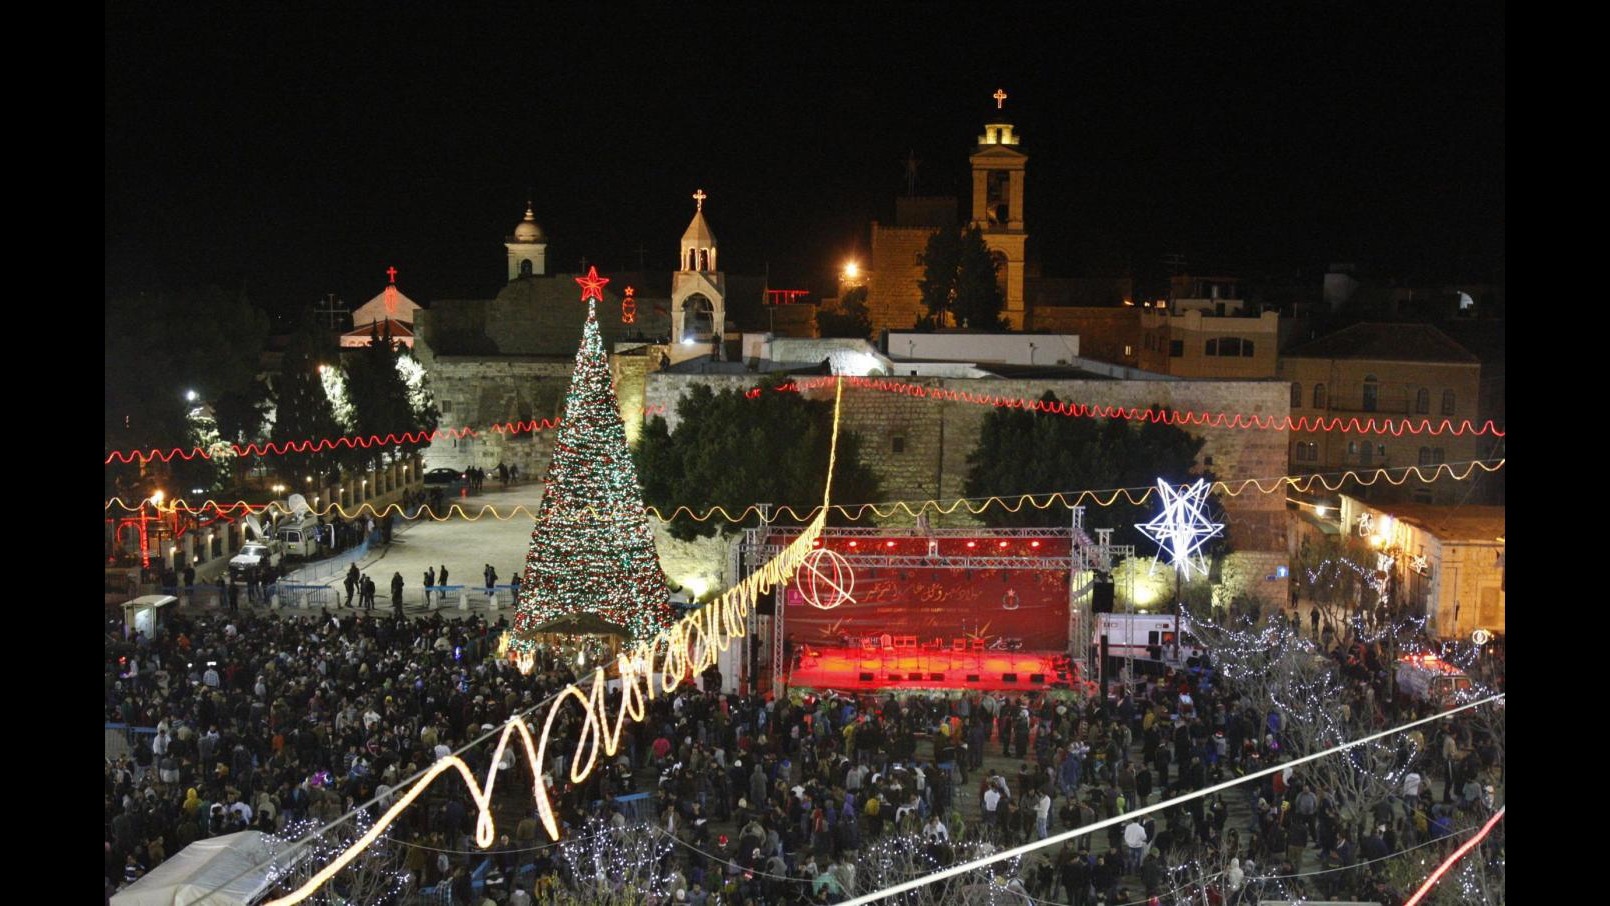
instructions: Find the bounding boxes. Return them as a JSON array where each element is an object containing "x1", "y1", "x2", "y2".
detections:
[{"x1": 105, "y1": 3, "x2": 1504, "y2": 322}]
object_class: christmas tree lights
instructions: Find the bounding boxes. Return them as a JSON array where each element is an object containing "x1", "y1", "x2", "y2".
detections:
[{"x1": 508, "y1": 299, "x2": 676, "y2": 652}]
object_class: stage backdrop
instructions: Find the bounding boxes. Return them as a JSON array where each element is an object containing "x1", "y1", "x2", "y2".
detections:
[{"x1": 784, "y1": 567, "x2": 1069, "y2": 650}]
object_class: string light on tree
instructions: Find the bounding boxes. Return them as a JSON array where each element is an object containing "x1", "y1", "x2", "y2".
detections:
[
  {"x1": 1135, "y1": 477, "x2": 1223, "y2": 580},
  {"x1": 506, "y1": 296, "x2": 676, "y2": 653}
]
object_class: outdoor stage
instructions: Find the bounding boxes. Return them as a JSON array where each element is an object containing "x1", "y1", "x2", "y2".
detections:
[{"x1": 786, "y1": 643, "x2": 1073, "y2": 693}]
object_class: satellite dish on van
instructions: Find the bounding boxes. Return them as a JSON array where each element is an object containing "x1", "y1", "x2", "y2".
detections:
[
  {"x1": 243, "y1": 513, "x2": 267, "y2": 540},
  {"x1": 285, "y1": 493, "x2": 312, "y2": 518}
]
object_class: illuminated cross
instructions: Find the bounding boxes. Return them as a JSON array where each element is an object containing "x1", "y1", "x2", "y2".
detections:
[
  {"x1": 692, "y1": 189, "x2": 707, "y2": 212},
  {"x1": 993, "y1": 88, "x2": 1008, "y2": 110},
  {"x1": 386, "y1": 265, "x2": 398, "y2": 284}
]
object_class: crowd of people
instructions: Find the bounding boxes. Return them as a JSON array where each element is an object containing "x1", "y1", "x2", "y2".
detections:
[{"x1": 104, "y1": 601, "x2": 1504, "y2": 906}]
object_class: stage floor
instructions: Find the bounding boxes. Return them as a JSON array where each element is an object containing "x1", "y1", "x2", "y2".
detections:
[{"x1": 785, "y1": 645, "x2": 1073, "y2": 693}]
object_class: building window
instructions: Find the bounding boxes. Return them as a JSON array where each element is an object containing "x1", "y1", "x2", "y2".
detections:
[
  {"x1": 1169, "y1": 339, "x2": 1183, "y2": 357},
  {"x1": 1362, "y1": 375, "x2": 1379, "y2": 412},
  {"x1": 519, "y1": 258, "x2": 533, "y2": 277},
  {"x1": 1415, "y1": 388, "x2": 1430, "y2": 414},
  {"x1": 1290, "y1": 382, "x2": 1302, "y2": 408},
  {"x1": 1313, "y1": 384, "x2": 1327, "y2": 409},
  {"x1": 1205, "y1": 338, "x2": 1218, "y2": 356},
  {"x1": 1418, "y1": 446, "x2": 1432, "y2": 466},
  {"x1": 1433, "y1": 447, "x2": 1445, "y2": 464},
  {"x1": 441, "y1": 400, "x2": 452, "y2": 414},
  {"x1": 892, "y1": 436, "x2": 906, "y2": 454},
  {"x1": 1441, "y1": 389, "x2": 1456, "y2": 415},
  {"x1": 1347, "y1": 441, "x2": 1358, "y2": 456},
  {"x1": 1295, "y1": 441, "x2": 1318, "y2": 462},
  {"x1": 1240, "y1": 339, "x2": 1254, "y2": 357},
  {"x1": 1123, "y1": 344, "x2": 1133, "y2": 357}
]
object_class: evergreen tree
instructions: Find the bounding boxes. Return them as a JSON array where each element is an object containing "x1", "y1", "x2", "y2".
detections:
[
  {"x1": 962, "y1": 392, "x2": 1214, "y2": 548},
  {"x1": 509, "y1": 300, "x2": 676, "y2": 654},
  {"x1": 916, "y1": 225, "x2": 1006, "y2": 330},
  {"x1": 271, "y1": 313, "x2": 345, "y2": 485},
  {"x1": 816, "y1": 285, "x2": 874, "y2": 339},
  {"x1": 634, "y1": 378, "x2": 881, "y2": 542},
  {"x1": 344, "y1": 322, "x2": 436, "y2": 470}
]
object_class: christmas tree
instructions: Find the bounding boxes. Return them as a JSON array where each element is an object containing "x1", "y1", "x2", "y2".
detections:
[{"x1": 507, "y1": 268, "x2": 675, "y2": 660}]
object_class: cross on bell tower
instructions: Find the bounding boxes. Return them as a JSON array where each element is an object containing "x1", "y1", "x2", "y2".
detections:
[{"x1": 993, "y1": 88, "x2": 1008, "y2": 109}]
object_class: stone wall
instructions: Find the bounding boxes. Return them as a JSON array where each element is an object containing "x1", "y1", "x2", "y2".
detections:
[
  {"x1": 650, "y1": 521, "x2": 738, "y2": 600},
  {"x1": 636, "y1": 372, "x2": 1291, "y2": 553},
  {"x1": 868, "y1": 223, "x2": 936, "y2": 333},
  {"x1": 419, "y1": 357, "x2": 573, "y2": 475}
]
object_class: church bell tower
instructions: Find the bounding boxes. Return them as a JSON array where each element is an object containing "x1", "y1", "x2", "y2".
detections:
[
  {"x1": 969, "y1": 89, "x2": 1028, "y2": 329},
  {"x1": 669, "y1": 189, "x2": 727, "y2": 364},
  {"x1": 505, "y1": 202, "x2": 548, "y2": 281}
]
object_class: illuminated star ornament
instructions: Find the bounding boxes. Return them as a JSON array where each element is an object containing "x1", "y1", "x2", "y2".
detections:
[
  {"x1": 1136, "y1": 478, "x2": 1224, "y2": 579},
  {"x1": 575, "y1": 265, "x2": 610, "y2": 302}
]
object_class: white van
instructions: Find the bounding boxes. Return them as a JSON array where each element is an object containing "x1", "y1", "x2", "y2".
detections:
[{"x1": 276, "y1": 518, "x2": 320, "y2": 559}]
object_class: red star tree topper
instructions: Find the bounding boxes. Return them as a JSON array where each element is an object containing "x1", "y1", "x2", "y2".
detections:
[{"x1": 575, "y1": 265, "x2": 610, "y2": 302}]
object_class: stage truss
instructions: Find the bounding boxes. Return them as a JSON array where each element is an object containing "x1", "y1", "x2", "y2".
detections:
[{"x1": 741, "y1": 507, "x2": 1133, "y2": 694}]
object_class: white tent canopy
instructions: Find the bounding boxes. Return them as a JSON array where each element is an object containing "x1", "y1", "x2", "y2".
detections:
[{"x1": 111, "y1": 831, "x2": 282, "y2": 906}]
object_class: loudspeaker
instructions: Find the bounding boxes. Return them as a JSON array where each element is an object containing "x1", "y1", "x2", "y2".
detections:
[
  {"x1": 858, "y1": 672, "x2": 874, "y2": 682},
  {"x1": 929, "y1": 673, "x2": 945, "y2": 681},
  {"x1": 967, "y1": 674, "x2": 981, "y2": 683},
  {"x1": 908, "y1": 672, "x2": 923, "y2": 681},
  {"x1": 1030, "y1": 673, "x2": 1046, "y2": 684},
  {"x1": 1002, "y1": 673, "x2": 1018, "y2": 683},
  {"x1": 1092, "y1": 581, "x2": 1116, "y2": 614}
]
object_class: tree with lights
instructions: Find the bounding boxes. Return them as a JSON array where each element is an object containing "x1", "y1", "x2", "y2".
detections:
[
  {"x1": 264, "y1": 813, "x2": 412, "y2": 904},
  {"x1": 552, "y1": 818, "x2": 674, "y2": 905},
  {"x1": 509, "y1": 276, "x2": 677, "y2": 653},
  {"x1": 344, "y1": 320, "x2": 438, "y2": 471},
  {"x1": 271, "y1": 312, "x2": 346, "y2": 485}
]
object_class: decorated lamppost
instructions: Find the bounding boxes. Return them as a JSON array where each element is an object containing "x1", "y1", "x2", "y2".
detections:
[{"x1": 1135, "y1": 477, "x2": 1224, "y2": 637}]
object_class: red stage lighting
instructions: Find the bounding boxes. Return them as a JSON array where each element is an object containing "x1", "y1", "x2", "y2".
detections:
[
  {"x1": 1030, "y1": 540, "x2": 1041, "y2": 548},
  {"x1": 848, "y1": 540, "x2": 858, "y2": 547},
  {"x1": 966, "y1": 540, "x2": 977, "y2": 548},
  {"x1": 885, "y1": 540, "x2": 897, "y2": 548},
  {"x1": 812, "y1": 538, "x2": 822, "y2": 548},
  {"x1": 998, "y1": 540, "x2": 1010, "y2": 549}
]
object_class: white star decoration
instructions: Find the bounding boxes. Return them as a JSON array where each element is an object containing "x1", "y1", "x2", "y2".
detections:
[{"x1": 1136, "y1": 478, "x2": 1224, "y2": 580}]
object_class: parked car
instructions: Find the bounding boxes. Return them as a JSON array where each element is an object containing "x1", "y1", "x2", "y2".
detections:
[
  {"x1": 423, "y1": 468, "x2": 466, "y2": 486},
  {"x1": 229, "y1": 541, "x2": 283, "y2": 575}
]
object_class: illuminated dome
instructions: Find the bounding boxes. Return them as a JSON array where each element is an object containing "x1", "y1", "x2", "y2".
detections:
[{"x1": 513, "y1": 204, "x2": 544, "y2": 242}]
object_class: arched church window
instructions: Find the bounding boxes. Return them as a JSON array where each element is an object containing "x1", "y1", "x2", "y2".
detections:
[{"x1": 519, "y1": 259, "x2": 533, "y2": 277}]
